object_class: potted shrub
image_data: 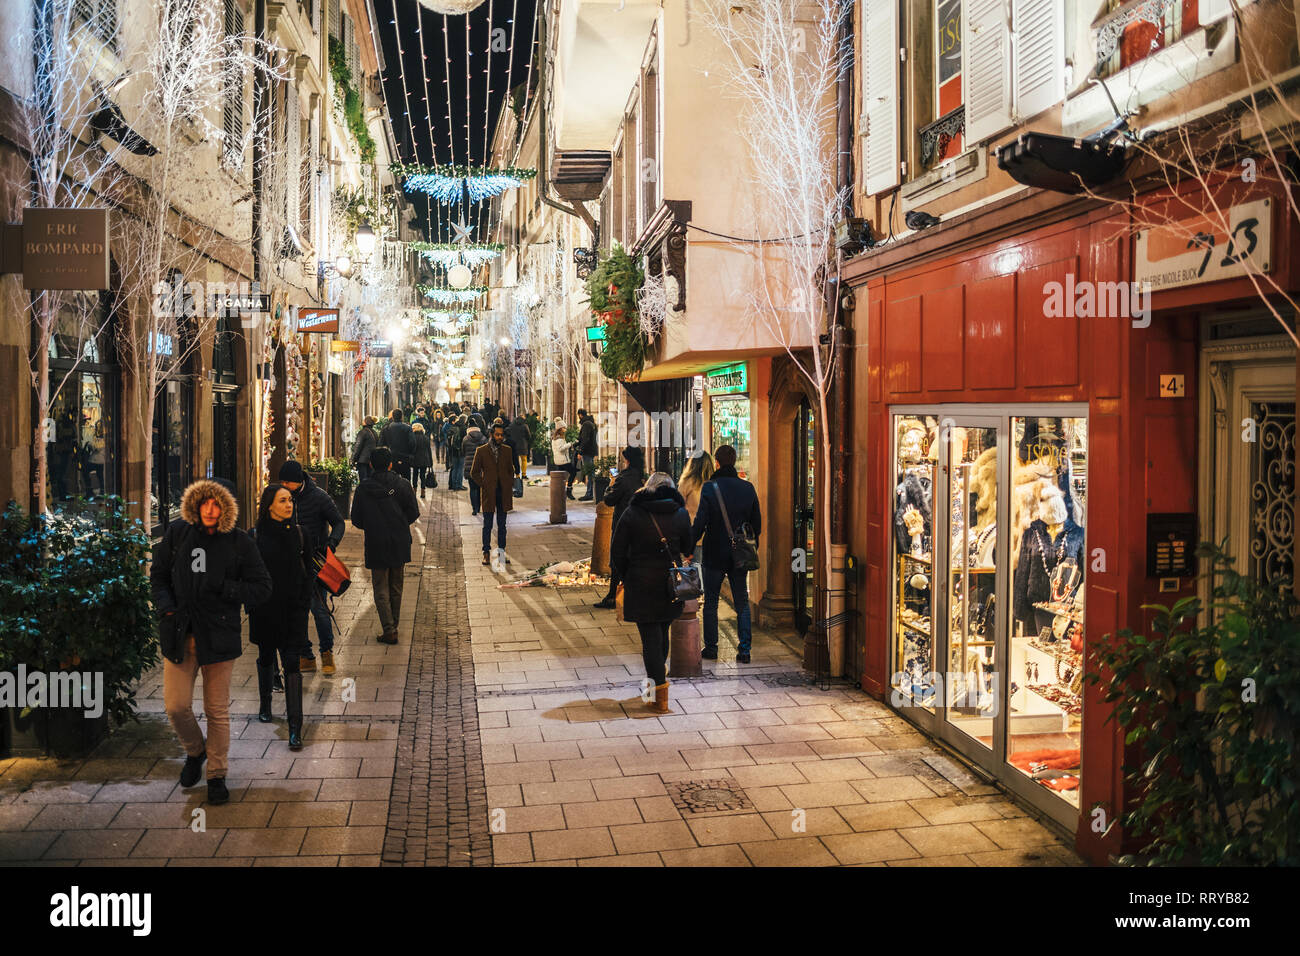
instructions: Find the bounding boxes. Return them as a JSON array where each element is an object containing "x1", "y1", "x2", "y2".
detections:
[
  {"x1": 309, "y1": 457, "x2": 355, "y2": 516},
  {"x1": 531, "y1": 430, "x2": 549, "y2": 467},
  {"x1": 592, "y1": 454, "x2": 618, "y2": 500},
  {"x1": 0, "y1": 499, "x2": 158, "y2": 758}
]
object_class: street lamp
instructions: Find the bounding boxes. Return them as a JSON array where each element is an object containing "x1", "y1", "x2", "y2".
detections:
[{"x1": 355, "y1": 221, "x2": 376, "y2": 259}]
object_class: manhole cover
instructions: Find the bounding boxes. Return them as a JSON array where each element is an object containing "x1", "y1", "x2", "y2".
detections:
[{"x1": 667, "y1": 778, "x2": 755, "y2": 815}]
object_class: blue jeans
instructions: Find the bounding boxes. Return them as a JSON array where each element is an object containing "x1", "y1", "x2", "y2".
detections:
[
  {"x1": 304, "y1": 581, "x2": 334, "y2": 656},
  {"x1": 482, "y1": 489, "x2": 507, "y2": 552},
  {"x1": 703, "y1": 564, "x2": 752, "y2": 655},
  {"x1": 448, "y1": 456, "x2": 464, "y2": 490}
]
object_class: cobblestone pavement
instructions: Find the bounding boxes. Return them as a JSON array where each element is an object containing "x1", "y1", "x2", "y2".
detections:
[
  {"x1": 383, "y1": 487, "x2": 490, "y2": 866},
  {"x1": 0, "y1": 472, "x2": 1085, "y2": 867}
]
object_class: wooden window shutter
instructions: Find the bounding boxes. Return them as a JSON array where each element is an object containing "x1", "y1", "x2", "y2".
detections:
[
  {"x1": 329, "y1": 0, "x2": 340, "y2": 39},
  {"x1": 222, "y1": 0, "x2": 245, "y2": 168},
  {"x1": 1011, "y1": 0, "x2": 1063, "y2": 124},
  {"x1": 964, "y1": 0, "x2": 1013, "y2": 144},
  {"x1": 862, "y1": 0, "x2": 899, "y2": 196}
]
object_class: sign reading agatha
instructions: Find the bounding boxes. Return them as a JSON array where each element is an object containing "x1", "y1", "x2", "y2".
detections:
[{"x1": 21, "y1": 208, "x2": 110, "y2": 291}]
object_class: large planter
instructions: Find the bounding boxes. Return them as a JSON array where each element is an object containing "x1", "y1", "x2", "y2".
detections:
[{"x1": 2, "y1": 705, "x2": 108, "y2": 759}]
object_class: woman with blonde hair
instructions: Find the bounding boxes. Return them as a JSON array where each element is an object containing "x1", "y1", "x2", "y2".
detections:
[{"x1": 678, "y1": 450, "x2": 714, "y2": 565}]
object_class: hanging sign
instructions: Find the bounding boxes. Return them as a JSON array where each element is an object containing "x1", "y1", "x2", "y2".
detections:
[
  {"x1": 1135, "y1": 198, "x2": 1271, "y2": 292},
  {"x1": 704, "y1": 361, "x2": 747, "y2": 396},
  {"x1": 16, "y1": 208, "x2": 110, "y2": 291},
  {"x1": 331, "y1": 339, "x2": 360, "y2": 352},
  {"x1": 296, "y1": 307, "x2": 340, "y2": 334},
  {"x1": 586, "y1": 325, "x2": 607, "y2": 342},
  {"x1": 369, "y1": 340, "x2": 393, "y2": 358}
]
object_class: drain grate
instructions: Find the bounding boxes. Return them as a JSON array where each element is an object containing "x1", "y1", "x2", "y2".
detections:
[{"x1": 667, "y1": 778, "x2": 755, "y2": 815}]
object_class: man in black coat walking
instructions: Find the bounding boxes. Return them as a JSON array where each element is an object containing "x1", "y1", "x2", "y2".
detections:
[
  {"x1": 350, "y1": 447, "x2": 420, "y2": 645},
  {"x1": 278, "y1": 460, "x2": 345, "y2": 674},
  {"x1": 575, "y1": 409, "x2": 599, "y2": 499},
  {"x1": 381, "y1": 408, "x2": 416, "y2": 481},
  {"x1": 691, "y1": 444, "x2": 762, "y2": 663},
  {"x1": 507, "y1": 415, "x2": 532, "y2": 479}
]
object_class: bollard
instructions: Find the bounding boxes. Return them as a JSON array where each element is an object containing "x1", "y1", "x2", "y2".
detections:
[
  {"x1": 549, "y1": 471, "x2": 568, "y2": 524},
  {"x1": 669, "y1": 598, "x2": 702, "y2": 678},
  {"x1": 591, "y1": 501, "x2": 613, "y2": 577}
]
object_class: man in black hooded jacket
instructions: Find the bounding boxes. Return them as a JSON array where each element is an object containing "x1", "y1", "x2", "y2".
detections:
[{"x1": 351, "y1": 447, "x2": 420, "y2": 645}]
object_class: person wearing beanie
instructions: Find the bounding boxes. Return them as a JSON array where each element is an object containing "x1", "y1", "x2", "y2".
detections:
[
  {"x1": 151, "y1": 479, "x2": 272, "y2": 805},
  {"x1": 593, "y1": 446, "x2": 646, "y2": 609},
  {"x1": 277, "y1": 459, "x2": 345, "y2": 674}
]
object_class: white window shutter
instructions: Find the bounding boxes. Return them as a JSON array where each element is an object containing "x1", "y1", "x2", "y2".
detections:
[
  {"x1": 1199, "y1": 0, "x2": 1252, "y2": 25},
  {"x1": 1011, "y1": 0, "x2": 1063, "y2": 123},
  {"x1": 964, "y1": 0, "x2": 1013, "y2": 144},
  {"x1": 862, "y1": 0, "x2": 899, "y2": 196}
]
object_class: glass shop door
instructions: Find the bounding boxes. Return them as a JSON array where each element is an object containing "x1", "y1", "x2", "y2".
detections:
[{"x1": 932, "y1": 416, "x2": 1005, "y2": 758}]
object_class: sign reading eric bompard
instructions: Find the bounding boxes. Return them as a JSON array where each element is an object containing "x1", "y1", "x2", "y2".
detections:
[{"x1": 22, "y1": 208, "x2": 110, "y2": 291}]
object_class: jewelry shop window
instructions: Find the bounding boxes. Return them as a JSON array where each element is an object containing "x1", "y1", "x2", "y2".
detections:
[
  {"x1": 890, "y1": 409, "x2": 1088, "y2": 815},
  {"x1": 1009, "y1": 416, "x2": 1087, "y2": 807}
]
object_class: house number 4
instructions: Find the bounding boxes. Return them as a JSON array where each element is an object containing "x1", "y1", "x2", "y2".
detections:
[{"x1": 1159, "y1": 374, "x2": 1185, "y2": 398}]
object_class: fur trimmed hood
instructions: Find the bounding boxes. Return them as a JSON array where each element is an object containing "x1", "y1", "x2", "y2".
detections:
[{"x1": 180, "y1": 479, "x2": 239, "y2": 534}]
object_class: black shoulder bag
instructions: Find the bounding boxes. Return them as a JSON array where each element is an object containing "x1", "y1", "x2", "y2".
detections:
[
  {"x1": 648, "y1": 512, "x2": 702, "y2": 601},
  {"x1": 708, "y1": 481, "x2": 760, "y2": 572}
]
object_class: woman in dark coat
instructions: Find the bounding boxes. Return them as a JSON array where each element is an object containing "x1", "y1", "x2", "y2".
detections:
[
  {"x1": 594, "y1": 446, "x2": 646, "y2": 609},
  {"x1": 351, "y1": 416, "x2": 378, "y2": 483},
  {"x1": 151, "y1": 479, "x2": 273, "y2": 805},
  {"x1": 248, "y1": 483, "x2": 313, "y2": 751},
  {"x1": 412, "y1": 423, "x2": 434, "y2": 499},
  {"x1": 611, "y1": 473, "x2": 694, "y2": 714}
]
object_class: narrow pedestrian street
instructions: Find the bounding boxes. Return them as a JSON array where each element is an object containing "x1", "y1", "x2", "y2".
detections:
[{"x1": 0, "y1": 480, "x2": 1079, "y2": 867}]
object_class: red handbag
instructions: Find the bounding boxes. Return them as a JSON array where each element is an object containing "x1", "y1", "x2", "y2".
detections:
[{"x1": 316, "y1": 546, "x2": 352, "y2": 596}]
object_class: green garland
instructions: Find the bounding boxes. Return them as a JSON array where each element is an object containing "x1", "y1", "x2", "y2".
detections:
[
  {"x1": 585, "y1": 244, "x2": 646, "y2": 382},
  {"x1": 390, "y1": 161, "x2": 537, "y2": 181},
  {"x1": 407, "y1": 241, "x2": 505, "y2": 253},
  {"x1": 329, "y1": 36, "x2": 377, "y2": 166}
]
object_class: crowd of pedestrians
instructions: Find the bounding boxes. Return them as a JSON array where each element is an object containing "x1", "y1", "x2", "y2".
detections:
[{"x1": 150, "y1": 397, "x2": 761, "y2": 801}]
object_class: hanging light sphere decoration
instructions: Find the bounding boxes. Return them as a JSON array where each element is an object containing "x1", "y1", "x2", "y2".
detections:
[
  {"x1": 447, "y1": 263, "x2": 473, "y2": 290},
  {"x1": 415, "y1": 0, "x2": 487, "y2": 13}
]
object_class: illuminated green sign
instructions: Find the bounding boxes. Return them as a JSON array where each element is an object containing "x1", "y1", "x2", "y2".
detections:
[
  {"x1": 705, "y1": 362, "x2": 747, "y2": 395},
  {"x1": 586, "y1": 325, "x2": 606, "y2": 342}
]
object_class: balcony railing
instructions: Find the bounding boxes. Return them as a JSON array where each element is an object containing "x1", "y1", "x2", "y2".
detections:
[{"x1": 919, "y1": 105, "x2": 965, "y2": 169}]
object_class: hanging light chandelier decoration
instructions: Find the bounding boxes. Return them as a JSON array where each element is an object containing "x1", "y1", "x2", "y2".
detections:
[
  {"x1": 391, "y1": 162, "x2": 537, "y2": 203},
  {"x1": 415, "y1": 0, "x2": 488, "y2": 13},
  {"x1": 409, "y1": 241, "x2": 504, "y2": 269},
  {"x1": 417, "y1": 283, "x2": 489, "y2": 304}
]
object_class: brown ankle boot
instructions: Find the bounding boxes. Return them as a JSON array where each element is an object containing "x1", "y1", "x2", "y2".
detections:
[{"x1": 647, "y1": 681, "x2": 670, "y2": 715}]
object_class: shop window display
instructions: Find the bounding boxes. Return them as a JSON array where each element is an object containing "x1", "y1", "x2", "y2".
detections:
[
  {"x1": 890, "y1": 410, "x2": 1087, "y2": 813},
  {"x1": 1009, "y1": 416, "x2": 1087, "y2": 807},
  {"x1": 710, "y1": 397, "x2": 752, "y2": 477},
  {"x1": 892, "y1": 415, "x2": 937, "y2": 709}
]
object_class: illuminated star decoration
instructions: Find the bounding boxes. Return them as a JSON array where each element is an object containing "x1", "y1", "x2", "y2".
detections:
[
  {"x1": 451, "y1": 218, "x2": 474, "y2": 244},
  {"x1": 392, "y1": 163, "x2": 538, "y2": 203}
]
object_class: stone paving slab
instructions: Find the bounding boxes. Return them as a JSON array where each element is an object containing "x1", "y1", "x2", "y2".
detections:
[{"x1": 0, "y1": 469, "x2": 1085, "y2": 867}]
